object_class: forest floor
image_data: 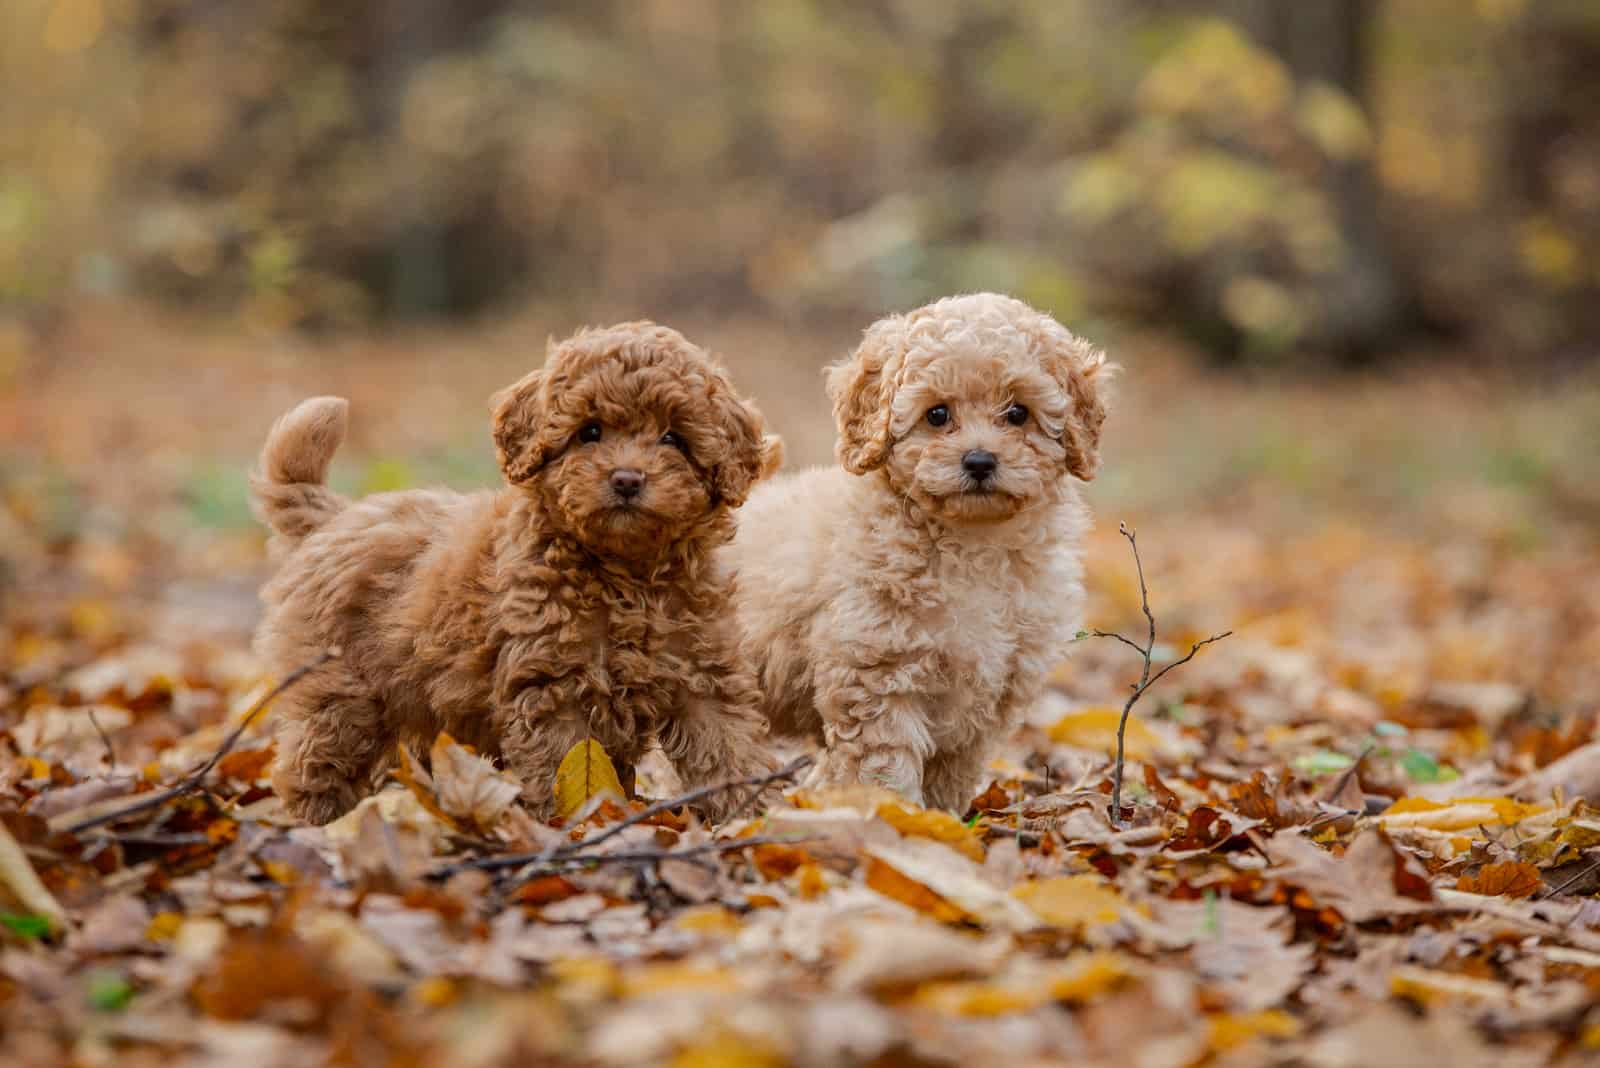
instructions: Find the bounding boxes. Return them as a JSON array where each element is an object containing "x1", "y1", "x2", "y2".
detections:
[{"x1": 2, "y1": 305, "x2": 1599, "y2": 1067}]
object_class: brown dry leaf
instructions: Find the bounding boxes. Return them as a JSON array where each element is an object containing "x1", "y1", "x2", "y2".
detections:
[
  {"x1": 1264, "y1": 828, "x2": 1436, "y2": 922},
  {"x1": 832, "y1": 918, "x2": 999, "y2": 991},
  {"x1": 554, "y1": 738, "x2": 626, "y2": 823},
  {"x1": 430, "y1": 731, "x2": 522, "y2": 831},
  {"x1": 875, "y1": 799, "x2": 985, "y2": 861},
  {"x1": 1456, "y1": 860, "x2": 1543, "y2": 898}
]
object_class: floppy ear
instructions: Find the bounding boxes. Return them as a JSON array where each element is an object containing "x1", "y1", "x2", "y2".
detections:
[
  {"x1": 490, "y1": 368, "x2": 549, "y2": 485},
  {"x1": 1035, "y1": 325, "x2": 1113, "y2": 481},
  {"x1": 707, "y1": 385, "x2": 782, "y2": 508},
  {"x1": 827, "y1": 316, "x2": 903, "y2": 475}
]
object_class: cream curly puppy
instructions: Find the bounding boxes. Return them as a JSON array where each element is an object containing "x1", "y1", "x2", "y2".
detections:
[{"x1": 725, "y1": 293, "x2": 1110, "y2": 810}]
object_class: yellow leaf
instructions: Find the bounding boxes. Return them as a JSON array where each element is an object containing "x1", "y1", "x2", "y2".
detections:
[
  {"x1": 674, "y1": 906, "x2": 743, "y2": 936},
  {"x1": 876, "y1": 801, "x2": 985, "y2": 862},
  {"x1": 1047, "y1": 952, "x2": 1135, "y2": 1002},
  {"x1": 410, "y1": 976, "x2": 457, "y2": 1008},
  {"x1": 621, "y1": 962, "x2": 742, "y2": 997},
  {"x1": 1047, "y1": 707, "x2": 1159, "y2": 760},
  {"x1": 1208, "y1": 1010, "x2": 1302, "y2": 1051},
  {"x1": 548, "y1": 957, "x2": 619, "y2": 999},
  {"x1": 910, "y1": 980, "x2": 1046, "y2": 1017},
  {"x1": 670, "y1": 1034, "x2": 784, "y2": 1068},
  {"x1": 1012, "y1": 876, "x2": 1126, "y2": 929},
  {"x1": 145, "y1": 912, "x2": 183, "y2": 942},
  {"x1": 554, "y1": 738, "x2": 626, "y2": 823},
  {"x1": 1377, "y1": 796, "x2": 1548, "y2": 832}
]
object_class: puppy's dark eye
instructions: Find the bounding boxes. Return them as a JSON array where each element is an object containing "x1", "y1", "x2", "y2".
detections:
[
  {"x1": 577, "y1": 422, "x2": 603, "y2": 444},
  {"x1": 925, "y1": 405, "x2": 950, "y2": 428},
  {"x1": 1005, "y1": 404, "x2": 1029, "y2": 427},
  {"x1": 660, "y1": 430, "x2": 686, "y2": 451}
]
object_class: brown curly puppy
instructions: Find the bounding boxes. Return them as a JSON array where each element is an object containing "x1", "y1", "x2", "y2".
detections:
[
  {"x1": 252, "y1": 322, "x2": 783, "y2": 825},
  {"x1": 724, "y1": 293, "x2": 1111, "y2": 811}
]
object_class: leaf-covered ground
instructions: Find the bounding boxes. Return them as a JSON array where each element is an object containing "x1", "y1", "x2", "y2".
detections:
[{"x1": 2, "y1": 311, "x2": 1600, "y2": 1067}]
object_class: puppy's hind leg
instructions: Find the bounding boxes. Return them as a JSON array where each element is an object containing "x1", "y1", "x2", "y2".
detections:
[{"x1": 271, "y1": 687, "x2": 396, "y2": 825}]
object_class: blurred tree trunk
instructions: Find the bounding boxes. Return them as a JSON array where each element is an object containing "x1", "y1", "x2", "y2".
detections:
[{"x1": 1228, "y1": 0, "x2": 1411, "y2": 358}]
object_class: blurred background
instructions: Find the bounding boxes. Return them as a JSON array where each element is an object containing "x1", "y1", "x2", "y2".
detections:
[
  {"x1": 6, "y1": 0, "x2": 1600, "y2": 352},
  {"x1": 1, "y1": 0, "x2": 1598, "y2": 686}
]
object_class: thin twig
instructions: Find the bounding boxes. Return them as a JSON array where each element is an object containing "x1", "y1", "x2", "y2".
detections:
[
  {"x1": 62, "y1": 651, "x2": 335, "y2": 835},
  {"x1": 1545, "y1": 854, "x2": 1600, "y2": 897},
  {"x1": 577, "y1": 754, "x2": 811, "y2": 855},
  {"x1": 437, "y1": 834, "x2": 810, "y2": 879},
  {"x1": 85, "y1": 706, "x2": 117, "y2": 768},
  {"x1": 1085, "y1": 630, "x2": 1148, "y2": 658},
  {"x1": 1081, "y1": 524, "x2": 1231, "y2": 826},
  {"x1": 430, "y1": 755, "x2": 813, "y2": 882}
]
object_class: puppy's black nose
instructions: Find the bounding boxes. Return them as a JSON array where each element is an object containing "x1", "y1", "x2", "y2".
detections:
[
  {"x1": 962, "y1": 449, "x2": 998, "y2": 482},
  {"x1": 610, "y1": 468, "x2": 645, "y2": 499}
]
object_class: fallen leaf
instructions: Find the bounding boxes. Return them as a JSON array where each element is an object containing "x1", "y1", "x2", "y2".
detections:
[
  {"x1": 1455, "y1": 860, "x2": 1543, "y2": 899},
  {"x1": 1376, "y1": 796, "x2": 1548, "y2": 832},
  {"x1": 875, "y1": 800, "x2": 985, "y2": 861},
  {"x1": 1264, "y1": 828, "x2": 1436, "y2": 922},
  {"x1": 864, "y1": 840, "x2": 1039, "y2": 930},
  {"x1": 1011, "y1": 875, "x2": 1126, "y2": 930},
  {"x1": 1208, "y1": 1010, "x2": 1301, "y2": 1051},
  {"x1": 430, "y1": 732, "x2": 522, "y2": 831},
  {"x1": 554, "y1": 738, "x2": 627, "y2": 823},
  {"x1": 0, "y1": 821, "x2": 68, "y2": 936}
]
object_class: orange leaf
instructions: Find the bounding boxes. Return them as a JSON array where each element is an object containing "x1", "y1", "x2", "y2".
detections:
[
  {"x1": 1455, "y1": 860, "x2": 1543, "y2": 899},
  {"x1": 875, "y1": 801, "x2": 985, "y2": 861},
  {"x1": 751, "y1": 842, "x2": 813, "y2": 879},
  {"x1": 863, "y1": 856, "x2": 970, "y2": 924}
]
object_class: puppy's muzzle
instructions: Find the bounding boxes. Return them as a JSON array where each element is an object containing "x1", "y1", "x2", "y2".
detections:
[{"x1": 961, "y1": 449, "x2": 998, "y2": 485}]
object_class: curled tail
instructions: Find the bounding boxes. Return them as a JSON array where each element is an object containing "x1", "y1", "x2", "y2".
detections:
[{"x1": 250, "y1": 396, "x2": 350, "y2": 544}]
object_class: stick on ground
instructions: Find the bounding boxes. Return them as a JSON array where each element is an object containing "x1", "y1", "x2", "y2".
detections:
[
  {"x1": 60, "y1": 650, "x2": 336, "y2": 835},
  {"x1": 432, "y1": 754, "x2": 813, "y2": 882},
  {"x1": 1080, "y1": 523, "x2": 1230, "y2": 825}
]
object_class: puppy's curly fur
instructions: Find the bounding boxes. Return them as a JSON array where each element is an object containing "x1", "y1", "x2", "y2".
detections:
[
  {"x1": 252, "y1": 322, "x2": 783, "y2": 825},
  {"x1": 725, "y1": 293, "x2": 1110, "y2": 810}
]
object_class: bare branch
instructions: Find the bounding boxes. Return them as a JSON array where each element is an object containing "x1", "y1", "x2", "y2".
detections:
[
  {"x1": 575, "y1": 754, "x2": 811, "y2": 856},
  {"x1": 85, "y1": 706, "x2": 117, "y2": 768},
  {"x1": 438, "y1": 834, "x2": 811, "y2": 879},
  {"x1": 61, "y1": 650, "x2": 335, "y2": 835},
  {"x1": 430, "y1": 755, "x2": 813, "y2": 882},
  {"x1": 1085, "y1": 629, "x2": 1148, "y2": 658},
  {"x1": 1093, "y1": 525, "x2": 1231, "y2": 825},
  {"x1": 1142, "y1": 631, "x2": 1234, "y2": 692}
]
